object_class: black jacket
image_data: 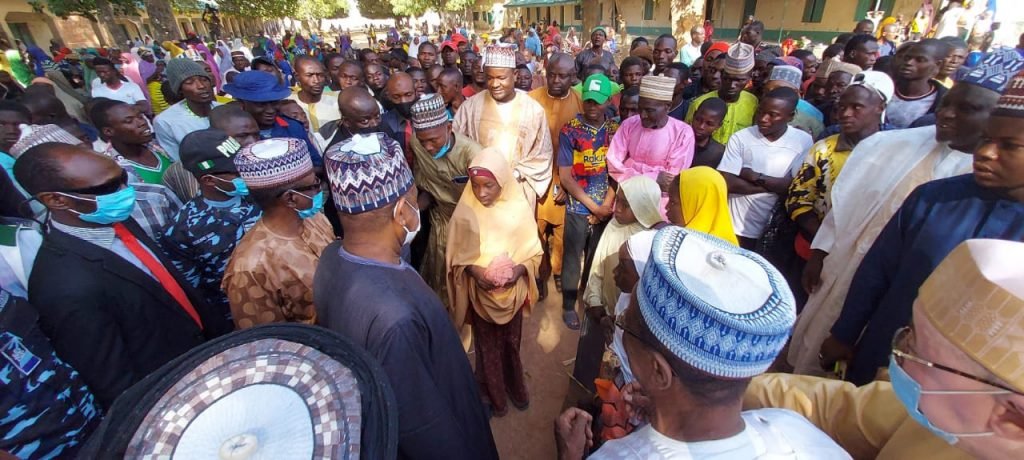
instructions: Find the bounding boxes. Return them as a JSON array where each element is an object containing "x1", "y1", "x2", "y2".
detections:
[{"x1": 28, "y1": 218, "x2": 233, "y2": 408}]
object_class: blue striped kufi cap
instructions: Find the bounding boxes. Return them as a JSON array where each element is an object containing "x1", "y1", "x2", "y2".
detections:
[
  {"x1": 956, "y1": 47, "x2": 1024, "y2": 93},
  {"x1": 637, "y1": 226, "x2": 796, "y2": 379},
  {"x1": 325, "y1": 133, "x2": 413, "y2": 214}
]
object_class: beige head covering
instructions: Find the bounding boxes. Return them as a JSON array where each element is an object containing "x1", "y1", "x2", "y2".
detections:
[
  {"x1": 724, "y1": 42, "x2": 755, "y2": 75},
  {"x1": 820, "y1": 60, "x2": 862, "y2": 80},
  {"x1": 446, "y1": 148, "x2": 543, "y2": 327},
  {"x1": 619, "y1": 176, "x2": 662, "y2": 228},
  {"x1": 638, "y1": 75, "x2": 675, "y2": 102},
  {"x1": 918, "y1": 239, "x2": 1024, "y2": 391}
]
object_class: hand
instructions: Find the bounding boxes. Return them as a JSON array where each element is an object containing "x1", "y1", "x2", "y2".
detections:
[
  {"x1": 554, "y1": 408, "x2": 593, "y2": 460},
  {"x1": 819, "y1": 335, "x2": 855, "y2": 372},
  {"x1": 503, "y1": 265, "x2": 528, "y2": 288},
  {"x1": 554, "y1": 187, "x2": 568, "y2": 205},
  {"x1": 469, "y1": 266, "x2": 498, "y2": 291},
  {"x1": 592, "y1": 202, "x2": 614, "y2": 221},
  {"x1": 739, "y1": 167, "x2": 759, "y2": 183},
  {"x1": 656, "y1": 171, "x2": 675, "y2": 192},
  {"x1": 802, "y1": 250, "x2": 826, "y2": 294},
  {"x1": 620, "y1": 381, "x2": 650, "y2": 423}
]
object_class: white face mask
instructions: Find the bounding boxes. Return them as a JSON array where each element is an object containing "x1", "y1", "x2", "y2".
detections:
[{"x1": 394, "y1": 199, "x2": 421, "y2": 246}]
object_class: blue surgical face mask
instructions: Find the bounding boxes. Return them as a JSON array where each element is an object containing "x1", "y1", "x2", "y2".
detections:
[
  {"x1": 432, "y1": 132, "x2": 453, "y2": 159},
  {"x1": 209, "y1": 175, "x2": 250, "y2": 197},
  {"x1": 58, "y1": 186, "x2": 137, "y2": 224},
  {"x1": 889, "y1": 356, "x2": 1003, "y2": 445},
  {"x1": 293, "y1": 190, "x2": 324, "y2": 219}
]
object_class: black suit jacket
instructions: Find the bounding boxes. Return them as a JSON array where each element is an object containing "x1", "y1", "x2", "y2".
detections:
[{"x1": 28, "y1": 219, "x2": 233, "y2": 408}]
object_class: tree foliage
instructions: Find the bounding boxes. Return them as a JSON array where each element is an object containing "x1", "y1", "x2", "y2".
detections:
[
  {"x1": 215, "y1": 0, "x2": 348, "y2": 20},
  {"x1": 356, "y1": 0, "x2": 393, "y2": 19},
  {"x1": 28, "y1": 0, "x2": 138, "y2": 21},
  {"x1": 31, "y1": 0, "x2": 349, "y2": 22},
  {"x1": 387, "y1": 0, "x2": 473, "y2": 17}
]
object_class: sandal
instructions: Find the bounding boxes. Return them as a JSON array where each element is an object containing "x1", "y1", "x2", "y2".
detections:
[
  {"x1": 554, "y1": 275, "x2": 563, "y2": 293},
  {"x1": 537, "y1": 278, "x2": 548, "y2": 301},
  {"x1": 563, "y1": 310, "x2": 581, "y2": 330}
]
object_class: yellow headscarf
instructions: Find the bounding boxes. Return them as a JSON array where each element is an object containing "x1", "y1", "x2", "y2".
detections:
[
  {"x1": 162, "y1": 41, "x2": 184, "y2": 58},
  {"x1": 446, "y1": 148, "x2": 543, "y2": 327},
  {"x1": 676, "y1": 166, "x2": 739, "y2": 246}
]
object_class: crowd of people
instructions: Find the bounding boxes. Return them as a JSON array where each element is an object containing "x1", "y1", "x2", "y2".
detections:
[{"x1": 1, "y1": 6, "x2": 1024, "y2": 459}]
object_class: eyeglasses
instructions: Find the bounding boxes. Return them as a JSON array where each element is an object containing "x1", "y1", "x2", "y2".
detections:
[
  {"x1": 288, "y1": 178, "x2": 324, "y2": 195},
  {"x1": 891, "y1": 326, "x2": 1023, "y2": 395},
  {"x1": 615, "y1": 314, "x2": 661, "y2": 352},
  {"x1": 63, "y1": 169, "x2": 129, "y2": 196}
]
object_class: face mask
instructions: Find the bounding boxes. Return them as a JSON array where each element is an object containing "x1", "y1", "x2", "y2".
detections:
[
  {"x1": 889, "y1": 356, "x2": 1002, "y2": 445},
  {"x1": 210, "y1": 176, "x2": 250, "y2": 197},
  {"x1": 352, "y1": 125, "x2": 378, "y2": 135},
  {"x1": 432, "y1": 132, "x2": 454, "y2": 159},
  {"x1": 58, "y1": 186, "x2": 137, "y2": 224},
  {"x1": 394, "y1": 101, "x2": 415, "y2": 119},
  {"x1": 394, "y1": 199, "x2": 420, "y2": 246},
  {"x1": 293, "y1": 190, "x2": 324, "y2": 219}
]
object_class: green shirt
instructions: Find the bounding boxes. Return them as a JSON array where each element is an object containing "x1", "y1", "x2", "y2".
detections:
[{"x1": 686, "y1": 90, "x2": 759, "y2": 145}]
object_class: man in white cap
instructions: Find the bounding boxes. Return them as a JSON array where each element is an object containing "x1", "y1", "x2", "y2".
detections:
[
  {"x1": 789, "y1": 49, "x2": 1024, "y2": 377},
  {"x1": 315, "y1": 133, "x2": 498, "y2": 460},
  {"x1": 407, "y1": 94, "x2": 482, "y2": 305},
  {"x1": 221, "y1": 138, "x2": 334, "y2": 329},
  {"x1": 453, "y1": 44, "x2": 553, "y2": 210},
  {"x1": 746, "y1": 239, "x2": 1024, "y2": 460},
  {"x1": 607, "y1": 74, "x2": 694, "y2": 220},
  {"x1": 686, "y1": 42, "x2": 759, "y2": 145},
  {"x1": 817, "y1": 70, "x2": 1024, "y2": 384},
  {"x1": 554, "y1": 227, "x2": 850, "y2": 459},
  {"x1": 786, "y1": 70, "x2": 892, "y2": 297}
]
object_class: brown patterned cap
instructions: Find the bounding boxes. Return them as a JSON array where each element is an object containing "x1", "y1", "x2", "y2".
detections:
[
  {"x1": 919, "y1": 239, "x2": 1024, "y2": 391},
  {"x1": 639, "y1": 75, "x2": 675, "y2": 102},
  {"x1": 724, "y1": 42, "x2": 754, "y2": 75},
  {"x1": 410, "y1": 93, "x2": 449, "y2": 130}
]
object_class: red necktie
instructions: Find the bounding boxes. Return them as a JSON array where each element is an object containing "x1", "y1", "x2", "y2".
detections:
[{"x1": 112, "y1": 223, "x2": 204, "y2": 330}]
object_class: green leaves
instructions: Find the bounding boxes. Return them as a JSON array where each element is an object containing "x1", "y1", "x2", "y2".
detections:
[{"x1": 359, "y1": 0, "x2": 473, "y2": 19}]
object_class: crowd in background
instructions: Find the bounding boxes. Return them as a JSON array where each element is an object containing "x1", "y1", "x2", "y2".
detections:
[{"x1": 2, "y1": 0, "x2": 1024, "y2": 458}]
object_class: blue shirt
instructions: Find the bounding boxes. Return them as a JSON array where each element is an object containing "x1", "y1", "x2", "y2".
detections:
[
  {"x1": 0, "y1": 290, "x2": 99, "y2": 458},
  {"x1": 557, "y1": 115, "x2": 619, "y2": 215},
  {"x1": 160, "y1": 196, "x2": 261, "y2": 318},
  {"x1": 833, "y1": 174, "x2": 1024, "y2": 384}
]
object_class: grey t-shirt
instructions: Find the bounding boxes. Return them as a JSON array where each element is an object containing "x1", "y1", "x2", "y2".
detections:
[{"x1": 887, "y1": 90, "x2": 937, "y2": 128}]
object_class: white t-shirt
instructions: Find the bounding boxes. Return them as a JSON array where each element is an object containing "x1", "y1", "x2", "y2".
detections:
[
  {"x1": 680, "y1": 43, "x2": 703, "y2": 66},
  {"x1": 90, "y1": 78, "x2": 148, "y2": 105},
  {"x1": 592, "y1": 409, "x2": 852, "y2": 459},
  {"x1": 887, "y1": 90, "x2": 937, "y2": 128},
  {"x1": 718, "y1": 127, "x2": 813, "y2": 239}
]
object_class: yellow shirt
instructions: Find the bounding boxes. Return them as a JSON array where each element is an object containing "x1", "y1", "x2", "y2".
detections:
[
  {"x1": 745, "y1": 374, "x2": 972, "y2": 460},
  {"x1": 686, "y1": 90, "x2": 759, "y2": 145},
  {"x1": 786, "y1": 134, "x2": 852, "y2": 221}
]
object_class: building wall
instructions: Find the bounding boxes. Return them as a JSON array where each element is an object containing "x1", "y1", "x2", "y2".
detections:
[
  {"x1": 0, "y1": 0, "x2": 259, "y2": 50},
  {"x1": 710, "y1": 0, "x2": 921, "y2": 43},
  {"x1": 505, "y1": 0, "x2": 673, "y2": 37}
]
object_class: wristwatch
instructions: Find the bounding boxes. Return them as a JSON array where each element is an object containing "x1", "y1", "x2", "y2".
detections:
[{"x1": 754, "y1": 173, "x2": 766, "y2": 187}]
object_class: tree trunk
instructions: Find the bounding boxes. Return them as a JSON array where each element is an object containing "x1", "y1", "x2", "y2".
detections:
[
  {"x1": 672, "y1": 0, "x2": 706, "y2": 47},
  {"x1": 95, "y1": 0, "x2": 130, "y2": 47},
  {"x1": 145, "y1": 0, "x2": 183, "y2": 43},
  {"x1": 583, "y1": 0, "x2": 600, "y2": 39}
]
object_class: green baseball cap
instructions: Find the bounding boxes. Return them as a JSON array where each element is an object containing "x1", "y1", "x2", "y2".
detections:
[{"x1": 582, "y1": 74, "x2": 614, "y2": 104}]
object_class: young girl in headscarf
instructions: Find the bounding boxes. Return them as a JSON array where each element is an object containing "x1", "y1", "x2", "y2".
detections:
[
  {"x1": 665, "y1": 166, "x2": 738, "y2": 245},
  {"x1": 583, "y1": 175, "x2": 663, "y2": 313},
  {"x1": 446, "y1": 148, "x2": 542, "y2": 418}
]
